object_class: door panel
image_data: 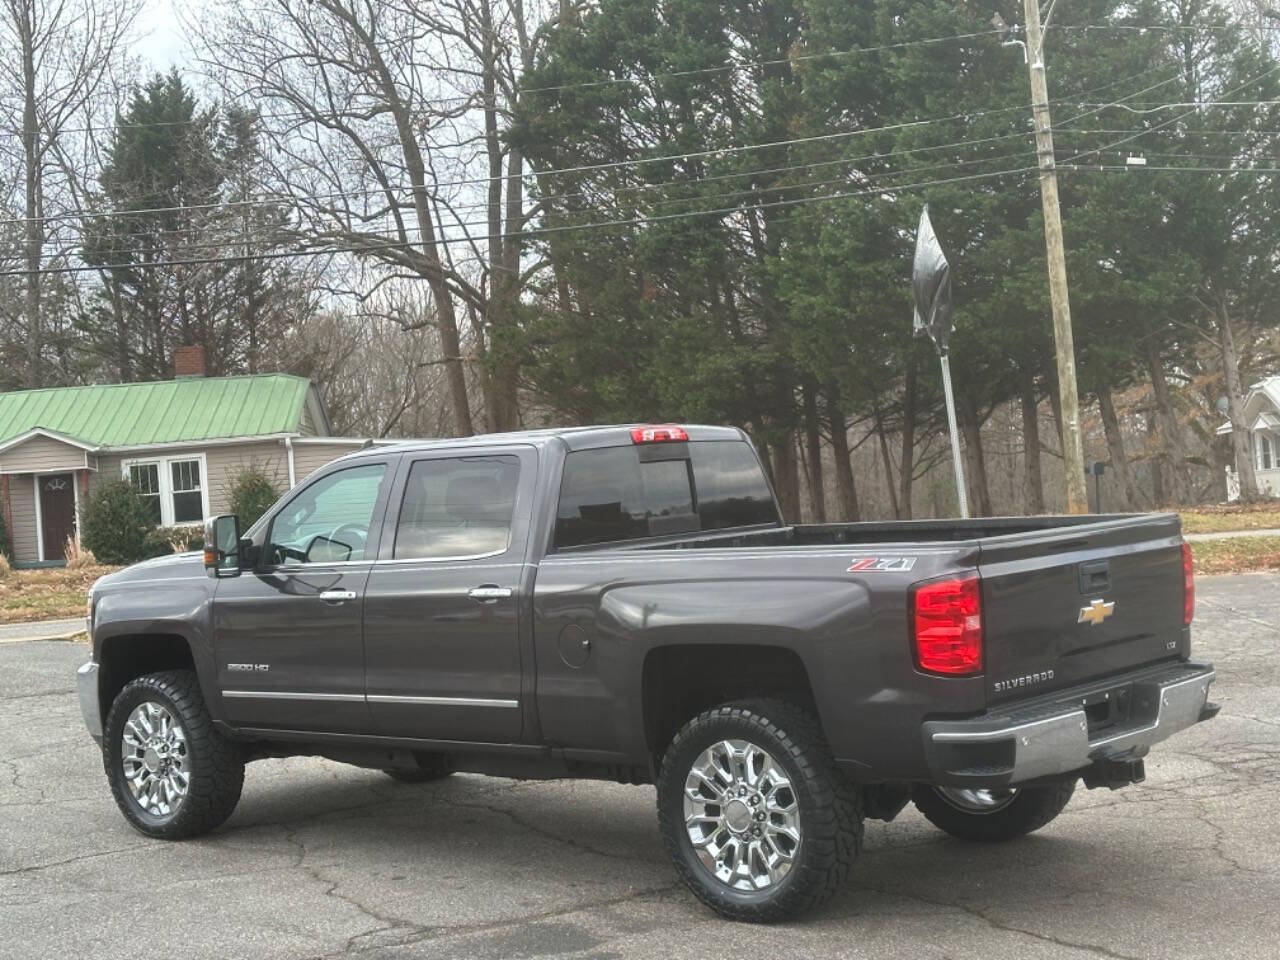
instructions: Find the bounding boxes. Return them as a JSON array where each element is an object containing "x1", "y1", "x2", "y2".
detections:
[
  {"x1": 213, "y1": 564, "x2": 373, "y2": 731},
  {"x1": 39, "y1": 473, "x2": 76, "y2": 561},
  {"x1": 362, "y1": 448, "x2": 535, "y2": 742},
  {"x1": 211, "y1": 459, "x2": 395, "y2": 732}
]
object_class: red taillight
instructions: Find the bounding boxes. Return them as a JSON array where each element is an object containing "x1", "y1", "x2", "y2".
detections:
[
  {"x1": 631, "y1": 424, "x2": 689, "y2": 444},
  {"x1": 1182, "y1": 540, "x2": 1194, "y2": 626},
  {"x1": 911, "y1": 573, "x2": 983, "y2": 676}
]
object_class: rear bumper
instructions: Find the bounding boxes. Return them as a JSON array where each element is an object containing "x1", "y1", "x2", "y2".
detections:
[
  {"x1": 77, "y1": 661, "x2": 103, "y2": 745},
  {"x1": 921, "y1": 661, "x2": 1216, "y2": 788}
]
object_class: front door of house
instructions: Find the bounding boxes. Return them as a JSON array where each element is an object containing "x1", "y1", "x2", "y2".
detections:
[{"x1": 38, "y1": 473, "x2": 76, "y2": 562}]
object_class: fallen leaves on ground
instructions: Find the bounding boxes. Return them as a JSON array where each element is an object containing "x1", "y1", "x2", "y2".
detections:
[
  {"x1": 1190, "y1": 536, "x2": 1280, "y2": 575},
  {"x1": 0, "y1": 565, "x2": 119, "y2": 624}
]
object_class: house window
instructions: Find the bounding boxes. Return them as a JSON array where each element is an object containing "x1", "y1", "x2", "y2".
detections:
[
  {"x1": 171, "y1": 459, "x2": 204, "y2": 522},
  {"x1": 129, "y1": 463, "x2": 164, "y2": 525},
  {"x1": 1258, "y1": 434, "x2": 1275, "y2": 472},
  {"x1": 122, "y1": 454, "x2": 208, "y2": 526}
]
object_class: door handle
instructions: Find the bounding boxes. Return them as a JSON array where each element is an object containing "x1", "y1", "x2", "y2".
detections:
[
  {"x1": 319, "y1": 589, "x2": 358, "y2": 603},
  {"x1": 468, "y1": 586, "x2": 513, "y2": 602}
]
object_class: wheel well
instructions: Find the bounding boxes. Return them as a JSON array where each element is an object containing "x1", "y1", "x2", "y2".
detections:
[
  {"x1": 98, "y1": 634, "x2": 196, "y2": 719},
  {"x1": 642, "y1": 643, "x2": 821, "y2": 763}
]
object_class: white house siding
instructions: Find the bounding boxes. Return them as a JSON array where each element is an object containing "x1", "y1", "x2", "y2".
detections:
[
  {"x1": 7, "y1": 476, "x2": 39, "y2": 563},
  {"x1": 290, "y1": 440, "x2": 370, "y2": 484},
  {"x1": 0, "y1": 435, "x2": 92, "y2": 474}
]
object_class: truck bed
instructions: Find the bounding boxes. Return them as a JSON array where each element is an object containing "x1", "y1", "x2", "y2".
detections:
[{"x1": 627, "y1": 513, "x2": 1172, "y2": 550}]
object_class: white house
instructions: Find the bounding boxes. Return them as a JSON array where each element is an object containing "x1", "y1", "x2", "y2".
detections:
[{"x1": 1217, "y1": 375, "x2": 1280, "y2": 501}]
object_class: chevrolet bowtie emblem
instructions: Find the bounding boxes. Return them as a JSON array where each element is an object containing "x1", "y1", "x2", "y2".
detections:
[{"x1": 1078, "y1": 599, "x2": 1116, "y2": 626}]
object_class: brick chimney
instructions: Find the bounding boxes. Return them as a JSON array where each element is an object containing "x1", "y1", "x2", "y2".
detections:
[{"x1": 174, "y1": 344, "x2": 206, "y2": 378}]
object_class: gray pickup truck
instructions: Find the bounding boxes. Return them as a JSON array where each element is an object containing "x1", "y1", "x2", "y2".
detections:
[{"x1": 77, "y1": 424, "x2": 1217, "y2": 921}]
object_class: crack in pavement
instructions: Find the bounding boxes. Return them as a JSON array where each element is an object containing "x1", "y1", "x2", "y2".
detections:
[
  {"x1": 433, "y1": 794, "x2": 664, "y2": 867},
  {"x1": 0, "y1": 842, "x2": 153, "y2": 878},
  {"x1": 311, "y1": 880, "x2": 685, "y2": 959},
  {"x1": 851, "y1": 882, "x2": 1146, "y2": 960}
]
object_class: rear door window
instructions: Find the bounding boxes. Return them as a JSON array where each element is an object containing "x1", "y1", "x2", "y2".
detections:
[
  {"x1": 554, "y1": 440, "x2": 774, "y2": 548},
  {"x1": 393, "y1": 456, "x2": 520, "y2": 559}
]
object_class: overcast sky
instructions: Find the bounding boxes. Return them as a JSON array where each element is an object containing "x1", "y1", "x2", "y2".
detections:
[{"x1": 134, "y1": 0, "x2": 189, "y2": 71}]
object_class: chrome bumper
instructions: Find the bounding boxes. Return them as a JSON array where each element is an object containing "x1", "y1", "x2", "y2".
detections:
[
  {"x1": 922, "y1": 662, "x2": 1216, "y2": 787},
  {"x1": 77, "y1": 661, "x2": 103, "y2": 745}
]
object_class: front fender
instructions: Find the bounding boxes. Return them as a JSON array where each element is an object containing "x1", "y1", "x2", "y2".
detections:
[{"x1": 91, "y1": 573, "x2": 220, "y2": 724}]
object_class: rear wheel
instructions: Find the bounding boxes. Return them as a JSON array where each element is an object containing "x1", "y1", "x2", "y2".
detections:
[
  {"x1": 656, "y1": 700, "x2": 863, "y2": 922},
  {"x1": 104, "y1": 670, "x2": 244, "y2": 839},
  {"x1": 911, "y1": 780, "x2": 1075, "y2": 842}
]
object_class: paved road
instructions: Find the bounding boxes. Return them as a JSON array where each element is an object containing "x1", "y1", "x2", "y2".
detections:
[{"x1": 2, "y1": 575, "x2": 1277, "y2": 960}]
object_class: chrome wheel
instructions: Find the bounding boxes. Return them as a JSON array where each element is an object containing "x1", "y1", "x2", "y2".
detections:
[
  {"x1": 683, "y1": 739, "x2": 801, "y2": 891},
  {"x1": 120, "y1": 700, "x2": 189, "y2": 818},
  {"x1": 933, "y1": 786, "x2": 1019, "y2": 814}
]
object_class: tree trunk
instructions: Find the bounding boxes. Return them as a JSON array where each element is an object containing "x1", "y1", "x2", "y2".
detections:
[
  {"x1": 1144, "y1": 342, "x2": 1189, "y2": 505},
  {"x1": 769, "y1": 435, "x2": 803, "y2": 524},
  {"x1": 1097, "y1": 385, "x2": 1140, "y2": 510},
  {"x1": 828, "y1": 406, "x2": 860, "y2": 522},
  {"x1": 21, "y1": 8, "x2": 42, "y2": 388},
  {"x1": 1216, "y1": 293, "x2": 1259, "y2": 500},
  {"x1": 898, "y1": 358, "x2": 917, "y2": 520},
  {"x1": 1147, "y1": 410, "x2": 1166, "y2": 507},
  {"x1": 801, "y1": 383, "x2": 826, "y2": 522},
  {"x1": 1020, "y1": 372, "x2": 1045, "y2": 514},
  {"x1": 958, "y1": 394, "x2": 993, "y2": 517},
  {"x1": 873, "y1": 403, "x2": 900, "y2": 519}
]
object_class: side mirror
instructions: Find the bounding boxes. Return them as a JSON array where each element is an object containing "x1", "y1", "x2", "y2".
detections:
[{"x1": 204, "y1": 515, "x2": 243, "y2": 577}]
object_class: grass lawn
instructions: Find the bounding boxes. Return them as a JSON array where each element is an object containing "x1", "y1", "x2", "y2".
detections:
[
  {"x1": 0, "y1": 565, "x2": 118, "y2": 624},
  {"x1": 1190, "y1": 536, "x2": 1280, "y2": 576},
  {"x1": 1180, "y1": 504, "x2": 1280, "y2": 535}
]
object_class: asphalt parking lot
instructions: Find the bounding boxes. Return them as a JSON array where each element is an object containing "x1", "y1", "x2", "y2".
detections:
[{"x1": 2, "y1": 573, "x2": 1278, "y2": 960}]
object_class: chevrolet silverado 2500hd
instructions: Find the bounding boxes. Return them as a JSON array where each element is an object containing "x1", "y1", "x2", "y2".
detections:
[{"x1": 77, "y1": 424, "x2": 1217, "y2": 921}]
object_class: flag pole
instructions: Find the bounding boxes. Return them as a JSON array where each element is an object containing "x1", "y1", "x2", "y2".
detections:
[{"x1": 937, "y1": 348, "x2": 969, "y2": 519}]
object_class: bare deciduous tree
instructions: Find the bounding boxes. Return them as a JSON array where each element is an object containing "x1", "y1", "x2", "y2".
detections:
[
  {"x1": 0, "y1": 0, "x2": 138, "y2": 386},
  {"x1": 190, "y1": 0, "x2": 563, "y2": 435}
]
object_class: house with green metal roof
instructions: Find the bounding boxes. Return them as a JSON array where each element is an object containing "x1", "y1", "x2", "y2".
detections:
[{"x1": 0, "y1": 348, "x2": 371, "y2": 566}]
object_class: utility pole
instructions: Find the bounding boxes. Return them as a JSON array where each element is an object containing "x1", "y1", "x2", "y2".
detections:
[{"x1": 1015, "y1": 0, "x2": 1089, "y2": 514}]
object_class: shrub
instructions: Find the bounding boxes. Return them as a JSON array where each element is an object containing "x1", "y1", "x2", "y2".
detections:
[
  {"x1": 227, "y1": 463, "x2": 283, "y2": 530},
  {"x1": 143, "y1": 526, "x2": 204, "y2": 557},
  {"x1": 0, "y1": 553, "x2": 11, "y2": 578},
  {"x1": 80, "y1": 478, "x2": 154, "y2": 565},
  {"x1": 63, "y1": 534, "x2": 97, "y2": 570}
]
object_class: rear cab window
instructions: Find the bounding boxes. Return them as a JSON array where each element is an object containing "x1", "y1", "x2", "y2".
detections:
[{"x1": 554, "y1": 439, "x2": 779, "y2": 549}]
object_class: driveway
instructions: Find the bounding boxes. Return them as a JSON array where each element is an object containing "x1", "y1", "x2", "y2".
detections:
[{"x1": 2, "y1": 574, "x2": 1277, "y2": 960}]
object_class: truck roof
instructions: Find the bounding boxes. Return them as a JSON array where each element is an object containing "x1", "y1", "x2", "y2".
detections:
[{"x1": 340, "y1": 423, "x2": 748, "y2": 460}]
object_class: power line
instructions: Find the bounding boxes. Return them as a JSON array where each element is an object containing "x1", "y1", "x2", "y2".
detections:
[
  {"x1": 1060, "y1": 63, "x2": 1280, "y2": 164},
  {"x1": 1073, "y1": 99, "x2": 1280, "y2": 113},
  {"x1": 0, "y1": 163, "x2": 1039, "y2": 277},
  {"x1": 0, "y1": 104, "x2": 1040, "y2": 229},
  {"x1": 1061, "y1": 162, "x2": 1280, "y2": 174},
  {"x1": 30, "y1": 28, "x2": 1011, "y2": 137},
  {"x1": 3, "y1": 148, "x2": 1039, "y2": 260}
]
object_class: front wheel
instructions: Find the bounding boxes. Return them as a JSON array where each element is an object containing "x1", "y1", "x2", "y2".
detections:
[
  {"x1": 911, "y1": 780, "x2": 1076, "y2": 842},
  {"x1": 104, "y1": 670, "x2": 245, "y2": 839},
  {"x1": 656, "y1": 700, "x2": 863, "y2": 923}
]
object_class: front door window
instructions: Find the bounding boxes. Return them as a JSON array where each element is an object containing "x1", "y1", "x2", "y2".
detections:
[{"x1": 266, "y1": 463, "x2": 387, "y2": 565}]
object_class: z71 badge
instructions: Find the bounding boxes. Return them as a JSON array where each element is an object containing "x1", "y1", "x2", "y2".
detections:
[{"x1": 847, "y1": 556, "x2": 917, "y2": 573}]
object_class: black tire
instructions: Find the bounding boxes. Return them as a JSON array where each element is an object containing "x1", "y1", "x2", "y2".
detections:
[
  {"x1": 104, "y1": 670, "x2": 245, "y2": 840},
  {"x1": 911, "y1": 780, "x2": 1076, "y2": 842},
  {"x1": 383, "y1": 754, "x2": 453, "y2": 784},
  {"x1": 656, "y1": 699, "x2": 863, "y2": 923}
]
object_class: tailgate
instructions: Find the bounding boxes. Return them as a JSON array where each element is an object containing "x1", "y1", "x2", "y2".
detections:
[{"x1": 978, "y1": 514, "x2": 1186, "y2": 705}]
